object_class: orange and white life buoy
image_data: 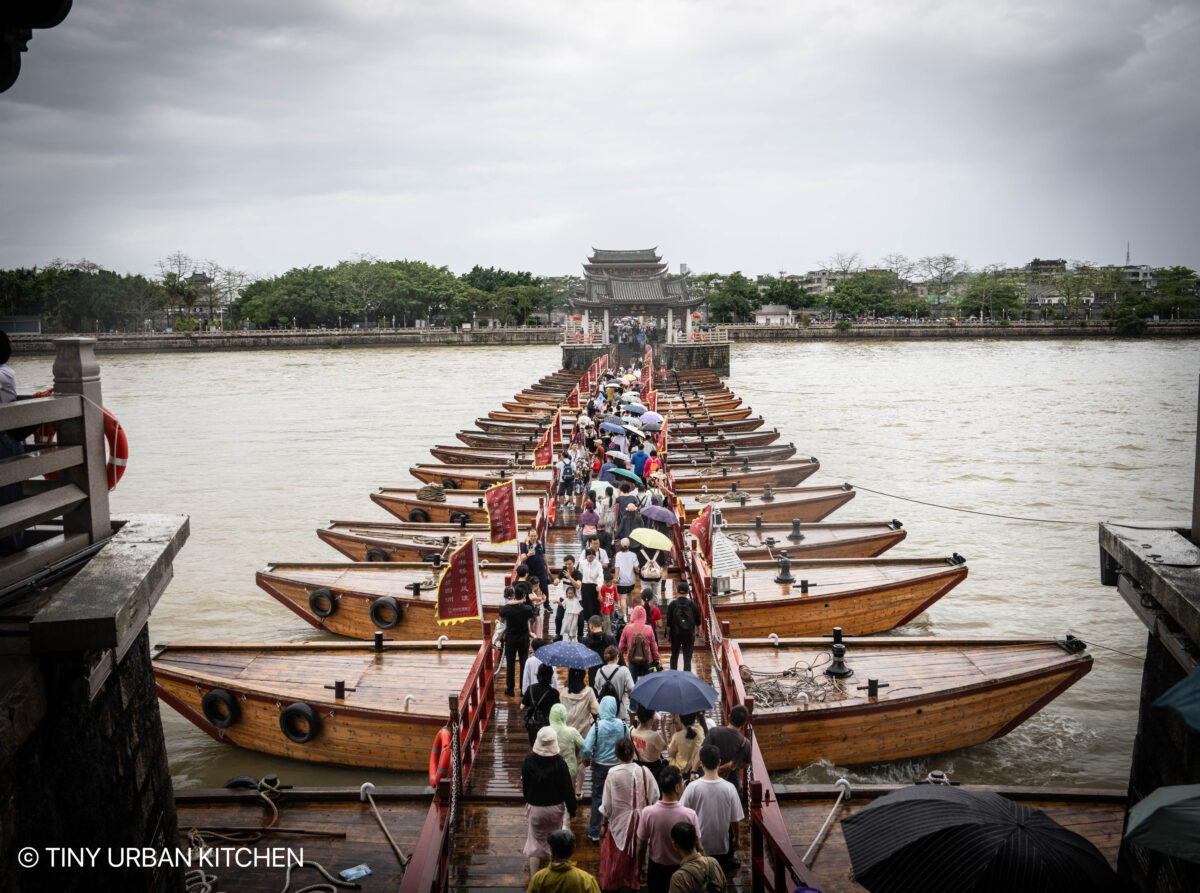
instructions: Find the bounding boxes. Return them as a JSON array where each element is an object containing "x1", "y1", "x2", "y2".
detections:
[
  {"x1": 103, "y1": 408, "x2": 128, "y2": 490},
  {"x1": 574, "y1": 332, "x2": 583, "y2": 342},
  {"x1": 428, "y1": 727, "x2": 452, "y2": 788}
]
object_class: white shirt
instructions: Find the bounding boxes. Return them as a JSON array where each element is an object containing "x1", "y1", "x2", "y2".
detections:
[
  {"x1": 579, "y1": 547, "x2": 609, "y2": 568},
  {"x1": 580, "y1": 557, "x2": 604, "y2": 586},
  {"x1": 0, "y1": 365, "x2": 16, "y2": 404},
  {"x1": 679, "y1": 777, "x2": 745, "y2": 856},
  {"x1": 615, "y1": 551, "x2": 639, "y2": 587},
  {"x1": 521, "y1": 654, "x2": 559, "y2": 693}
]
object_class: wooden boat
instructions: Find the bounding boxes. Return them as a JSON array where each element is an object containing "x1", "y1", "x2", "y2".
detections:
[
  {"x1": 318, "y1": 518, "x2": 907, "y2": 565},
  {"x1": 370, "y1": 486, "x2": 547, "y2": 524},
  {"x1": 153, "y1": 639, "x2": 490, "y2": 770},
  {"x1": 175, "y1": 784, "x2": 432, "y2": 889},
  {"x1": 504, "y1": 394, "x2": 743, "y2": 413},
  {"x1": 408, "y1": 457, "x2": 821, "y2": 491},
  {"x1": 453, "y1": 427, "x2": 781, "y2": 451},
  {"x1": 696, "y1": 555, "x2": 968, "y2": 637},
  {"x1": 487, "y1": 404, "x2": 755, "y2": 422},
  {"x1": 474, "y1": 414, "x2": 768, "y2": 435},
  {"x1": 675, "y1": 484, "x2": 856, "y2": 524},
  {"x1": 428, "y1": 440, "x2": 798, "y2": 466},
  {"x1": 255, "y1": 561, "x2": 513, "y2": 640},
  {"x1": 727, "y1": 636, "x2": 1092, "y2": 769}
]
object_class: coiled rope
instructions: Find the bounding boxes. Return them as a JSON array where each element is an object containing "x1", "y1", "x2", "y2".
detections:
[
  {"x1": 740, "y1": 654, "x2": 850, "y2": 708},
  {"x1": 415, "y1": 484, "x2": 447, "y2": 502}
]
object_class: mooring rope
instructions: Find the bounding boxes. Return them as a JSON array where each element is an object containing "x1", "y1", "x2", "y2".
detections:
[{"x1": 849, "y1": 483, "x2": 1090, "y2": 525}]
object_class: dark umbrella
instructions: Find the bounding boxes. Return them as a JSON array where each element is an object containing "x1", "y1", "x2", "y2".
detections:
[
  {"x1": 841, "y1": 784, "x2": 1120, "y2": 893},
  {"x1": 533, "y1": 641, "x2": 604, "y2": 670},
  {"x1": 640, "y1": 422, "x2": 662, "y2": 433},
  {"x1": 1152, "y1": 668, "x2": 1200, "y2": 730},
  {"x1": 603, "y1": 414, "x2": 625, "y2": 425},
  {"x1": 1124, "y1": 783, "x2": 1200, "y2": 863},
  {"x1": 640, "y1": 504, "x2": 678, "y2": 525},
  {"x1": 629, "y1": 670, "x2": 718, "y2": 714},
  {"x1": 625, "y1": 404, "x2": 647, "y2": 415},
  {"x1": 610, "y1": 467, "x2": 643, "y2": 486}
]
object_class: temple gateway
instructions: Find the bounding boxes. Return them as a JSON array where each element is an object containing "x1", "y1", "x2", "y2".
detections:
[{"x1": 568, "y1": 248, "x2": 704, "y2": 344}]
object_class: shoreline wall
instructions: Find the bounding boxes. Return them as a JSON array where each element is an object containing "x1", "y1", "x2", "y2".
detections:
[{"x1": 9, "y1": 321, "x2": 1200, "y2": 354}]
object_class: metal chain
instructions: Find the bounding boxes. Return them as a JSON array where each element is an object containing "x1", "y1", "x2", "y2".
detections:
[{"x1": 449, "y1": 714, "x2": 462, "y2": 850}]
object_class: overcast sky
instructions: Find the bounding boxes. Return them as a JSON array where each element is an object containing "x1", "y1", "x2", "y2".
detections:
[{"x1": 2, "y1": 0, "x2": 1197, "y2": 280}]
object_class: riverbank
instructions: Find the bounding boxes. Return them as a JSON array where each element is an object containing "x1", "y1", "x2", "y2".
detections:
[{"x1": 9, "y1": 320, "x2": 1199, "y2": 354}]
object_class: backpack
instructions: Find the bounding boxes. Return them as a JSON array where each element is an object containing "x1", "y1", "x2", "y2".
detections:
[
  {"x1": 596, "y1": 666, "x2": 620, "y2": 702},
  {"x1": 628, "y1": 629, "x2": 651, "y2": 666},
  {"x1": 524, "y1": 689, "x2": 552, "y2": 734},
  {"x1": 640, "y1": 550, "x2": 663, "y2": 581},
  {"x1": 679, "y1": 857, "x2": 723, "y2": 893},
  {"x1": 672, "y1": 599, "x2": 696, "y2": 636},
  {"x1": 560, "y1": 460, "x2": 575, "y2": 483}
]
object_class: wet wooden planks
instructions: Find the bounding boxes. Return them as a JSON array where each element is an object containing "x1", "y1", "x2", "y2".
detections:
[
  {"x1": 451, "y1": 639, "x2": 756, "y2": 889},
  {"x1": 173, "y1": 788, "x2": 429, "y2": 893}
]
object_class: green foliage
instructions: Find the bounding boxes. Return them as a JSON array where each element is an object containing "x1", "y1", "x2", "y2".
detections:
[
  {"x1": 460, "y1": 265, "x2": 537, "y2": 293},
  {"x1": 760, "y1": 277, "x2": 809, "y2": 309},
  {"x1": 706, "y1": 272, "x2": 758, "y2": 323},
  {"x1": 834, "y1": 319, "x2": 852, "y2": 331},
  {"x1": 0, "y1": 264, "x2": 166, "y2": 332},
  {"x1": 829, "y1": 271, "x2": 904, "y2": 318},
  {"x1": 958, "y1": 270, "x2": 1022, "y2": 318},
  {"x1": 798, "y1": 311, "x2": 811, "y2": 327}
]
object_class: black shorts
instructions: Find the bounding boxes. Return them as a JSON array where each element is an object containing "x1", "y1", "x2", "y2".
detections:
[
  {"x1": 557, "y1": 480, "x2": 573, "y2": 496},
  {"x1": 617, "y1": 584, "x2": 635, "y2": 596}
]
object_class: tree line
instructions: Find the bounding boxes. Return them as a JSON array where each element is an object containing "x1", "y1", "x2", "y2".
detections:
[
  {"x1": 0, "y1": 250, "x2": 1194, "y2": 334},
  {"x1": 698, "y1": 253, "x2": 1198, "y2": 332}
]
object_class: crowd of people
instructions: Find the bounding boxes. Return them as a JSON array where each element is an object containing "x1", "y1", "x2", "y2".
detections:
[{"x1": 498, "y1": 363, "x2": 752, "y2": 891}]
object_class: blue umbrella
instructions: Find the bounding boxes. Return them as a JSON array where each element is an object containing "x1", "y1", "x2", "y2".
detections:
[
  {"x1": 533, "y1": 641, "x2": 603, "y2": 670},
  {"x1": 629, "y1": 669, "x2": 717, "y2": 714},
  {"x1": 600, "y1": 421, "x2": 625, "y2": 434},
  {"x1": 625, "y1": 404, "x2": 647, "y2": 415}
]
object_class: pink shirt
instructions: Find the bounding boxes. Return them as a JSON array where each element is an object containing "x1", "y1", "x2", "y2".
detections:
[
  {"x1": 635, "y1": 799, "x2": 700, "y2": 865},
  {"x1": 619, "y1": 623, "x2": 660, "y2": 662}
]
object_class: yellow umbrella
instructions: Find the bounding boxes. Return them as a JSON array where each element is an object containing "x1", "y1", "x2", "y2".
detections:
[{"x1": 629, "y1": 527, "x2": 672, "y2": 551}]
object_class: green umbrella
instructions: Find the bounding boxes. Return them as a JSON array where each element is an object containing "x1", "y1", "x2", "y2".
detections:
[
  {"x1": 610, "y1": 467, "x2": 644, "y2": 486},
  {"x1": 1125, "y1": 784, "x2": 1200, "y2": 863}
]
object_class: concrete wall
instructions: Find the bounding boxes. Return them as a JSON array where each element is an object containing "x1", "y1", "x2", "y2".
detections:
[
  {"x1": 561, "y1": 343, "x2": 729, "y2": 375},
  {"x1": 10, "y1": 327, "x2": 562, "y2": 355},
  {"x1": 1, "y1": 627, "x2": 180, "y2": 893}
]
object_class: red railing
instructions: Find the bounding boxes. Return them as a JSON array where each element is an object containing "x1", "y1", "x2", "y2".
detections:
[
  {"x1": 688, "y1": 546, "x2": 819, "y2": 893},
  {"x1": 399, "y1": 627, "x2": 497, "y2": 893}
]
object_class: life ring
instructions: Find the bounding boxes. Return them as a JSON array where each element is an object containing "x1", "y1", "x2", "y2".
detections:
[
  {"x1": 689, "y1": 332, "x2": 697, "y2": 341},
  {"x1": 309, "y1": 588, "x2": 337, "y2": 618},
  {"x1": 429, "y1": 727, "x2": 453, "y2": 788},
  {"x1": 369, "y1": 596, "x2": 402, "y2": 629},
  {"x1": 103, "y1": 408, "x2": 128, "y2": 490},
  {"x1": 279, "y1": 702, "x2": 321, "y2": 743},
  {"x1": 575, "y1": 333, "x2": 583, "y2": 342},
  {"x1": 700, "y1": 333, "x2": 706, "y2": 342},
  {"x1": 409, "y1": 508, "x2": 431, "y2": 523},
  {"x1": 365, "y1": 547, "x2": 389, "y2": 562},
  {"x1": 201, "y1": 688, "x2": 240, "y2": 729}
]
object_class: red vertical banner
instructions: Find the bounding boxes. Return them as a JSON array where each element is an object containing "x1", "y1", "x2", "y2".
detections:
[
  {"x1": 484, "y1": 480, "x2": 519, "y2": 545},
  {"x1": 436, "y1": 536, "x2": 483, "y2": 625},
  {"x1": 600, "y1": 353, "x2": 609, "y2": 372},
  {"x1": 646, "y1": 390, "x2": 657, "y2": 412},
  {"x1": 689, "y1": 505, "x2": 713, "y2": 562},
  {"x1": 532, "y1": 424, "x2": 553, "y2": 469},
  {"x1": 551, "y1": 409, "x2": 563, "y2": 446},
  {"x1": 567, "y1": 384, "x2": 579, "y2": 410},
  {"x1": 657, "y1": 419, "x2": 668, "y2": 455}
]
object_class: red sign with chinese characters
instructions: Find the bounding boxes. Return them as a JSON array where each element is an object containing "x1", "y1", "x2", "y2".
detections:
[
  {"x1": 436, "y1": 536, "x2": 483, "y2": 625},
  {"x1": 484, "y1": 479, "x2": 519, "y2": 546},
  {"x1": 552, "y1": 410, "x2": 563, "y2": 446},
  {"x1": 657, "y1": 419, "x2": 668, "y2": 455},
  {"x1": 646, "y1": 390, "x2": 657, "y2": 412},
  {"x1": 567, "y1": 385, "x2": 579, "y2": 410},
  {"x1": 532, "y1": 424, "x2": 554, "y2": 469},
  {"x1": 689, "y1": 504, "x2": 713, "y2": 562}
]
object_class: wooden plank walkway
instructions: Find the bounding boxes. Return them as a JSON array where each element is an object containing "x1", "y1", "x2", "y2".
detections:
[{"x1": 448, "y1": 638, "x2": 755, "y2": 891}]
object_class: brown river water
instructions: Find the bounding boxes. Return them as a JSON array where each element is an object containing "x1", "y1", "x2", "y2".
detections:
[{"x1": 13, "y1": 339, "x2": 1199, "y2": 791}]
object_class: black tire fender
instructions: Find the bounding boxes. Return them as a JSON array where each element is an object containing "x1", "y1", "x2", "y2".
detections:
[
  {"x1": 441, "y1": 478, "x2": 458, "y2": 489},
  {"x1": 365, "y1": 547, "x2": 389, "y2": 562},
  {"x1": 309, "y1": 588, "x2": 336, "y2": 618},
  {"x1": 202, "y1": 688, "x2": 240, "y2": 729},
  {"x1": 448, "y1": 511, "x2": 470, "y2": 524},
  {"x1": 409, "y1": 508, "x2": 431, "y2": 523},
  {"x1": 369, "y1": 596, "x2": 402, "y2": 630},
  {"x1": 279, "y1": 702, "x2": 321, "y2": 743}
]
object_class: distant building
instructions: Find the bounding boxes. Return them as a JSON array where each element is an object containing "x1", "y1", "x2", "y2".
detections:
[
  {"x1": 753, "y1": 303, "x2": 794, "y2": 325},
  {"x1": 0, "y1": 315, "x2": 42, "y2": 335},
  {"x1": 570, "y1": 248, "x2": 703, "y2": 340},
  {"x1": 1119, "y1": 264, "x2": 1157, "y2": 293}
]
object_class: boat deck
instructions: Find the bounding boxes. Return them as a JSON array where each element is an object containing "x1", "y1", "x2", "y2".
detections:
[
  {"x1": 174, "y1": 786, "x2": 431, "y2": 892},
  {"x1": 777, "y1": 785, "x2": 1126, "y2": 892},
  {"x1": 447, "y1": 640, "x2": 756, "y2": 891}
]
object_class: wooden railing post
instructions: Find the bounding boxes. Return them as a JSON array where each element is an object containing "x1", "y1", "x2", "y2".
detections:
[
  {"x1": 51, "y1": 337, "x2": 109, "y2": 542},
  {"x1": 750, "y1": 779, "x2": 766, "y2": 893}
]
